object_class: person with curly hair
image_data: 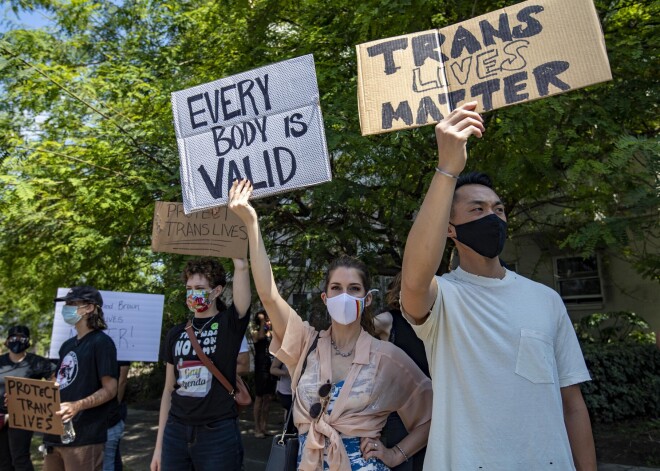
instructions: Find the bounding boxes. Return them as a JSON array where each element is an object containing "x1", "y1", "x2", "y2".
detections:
[{"x1": 151, "y1": 257, "x2": 250, "y2": 471}]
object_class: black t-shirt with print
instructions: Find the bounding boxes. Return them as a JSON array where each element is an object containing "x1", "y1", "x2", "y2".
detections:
[
  {"x1": 43, "y1": 330, "x2": 118, "y2": 447},
  {"x1": 0, "y1": 352, "x2": 57, "y2": 414},
  {"x1": 161, "y1": 303, "x2": 250, "y2": 425}
]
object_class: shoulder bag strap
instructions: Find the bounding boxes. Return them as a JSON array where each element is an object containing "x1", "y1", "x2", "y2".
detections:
[
  {"x1": 279, "y1": 333, "x2": 319, "y2": 439},
  {"x1": 185, "y1": 321, "x2": 236, "y2": 396}
]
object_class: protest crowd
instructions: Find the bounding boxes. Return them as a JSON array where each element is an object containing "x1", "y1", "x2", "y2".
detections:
[
  {"x1": 2, "y1": 1, "x2": 657, "y2": 469},
  {"x1": 1, "y1": 103, "x2": 607, "y2": 471}
]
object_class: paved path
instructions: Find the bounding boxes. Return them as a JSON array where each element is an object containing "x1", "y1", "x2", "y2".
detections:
[{"x1": 121, "y1": 406, "x2": 660, "y2": 471}]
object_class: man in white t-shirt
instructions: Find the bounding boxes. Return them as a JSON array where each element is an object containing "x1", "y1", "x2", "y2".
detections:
[{"x1": 400, "y1": 102, "x2": 597, "y2": 470}]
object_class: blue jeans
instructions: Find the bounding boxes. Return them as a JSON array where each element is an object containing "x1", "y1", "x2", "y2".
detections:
[
  {"x1": 161, "y1": 416, "x2": 243, "y2": 471},
  {"x1": 103, "y1": 420, "x2": 125, "y2": 471}
]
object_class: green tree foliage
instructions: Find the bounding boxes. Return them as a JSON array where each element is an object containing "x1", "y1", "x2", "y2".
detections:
[{"x1": 0, "y1": 0, "x2": 657, "y2": 344}]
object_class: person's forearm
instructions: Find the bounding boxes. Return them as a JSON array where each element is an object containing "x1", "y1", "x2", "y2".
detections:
[
  {"x1": 247, "y1": 219, "x2": 280, "y2": 306},
  {"x1": 270, "y1": 367, "x2": 286, "y2": 377},
  {"x1": 232, "y1": 259, "x2": 251, "y2": 316},
  {"x1": 391, "y1": 420, "x2": 431, "y2": 465},
  {"x1": 117, "y1": 366, "x2": 129, "y2": 403},
  {"x1": 402, "y1": 173, "x2": 455, "y2": 290},
  {"x1": 154, "y1": 386, "x2": 172, "y2": 454},
  {"x1": 117, "y1": 381, "x2": 127, "y2": 403},
  {"x1": 245, "y1": 217, "x2": 292, "y2": 340},
  {"x1": 75, "y1": 382, "x2": 116, "y2": 411},
  {"x1": 565, "y1": 406, "x2": 597, "y2": 471}
]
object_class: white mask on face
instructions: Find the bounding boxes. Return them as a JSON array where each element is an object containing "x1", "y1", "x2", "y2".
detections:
[{"x1": 326, "y1": 292, "x2": 368, "y2": 325}]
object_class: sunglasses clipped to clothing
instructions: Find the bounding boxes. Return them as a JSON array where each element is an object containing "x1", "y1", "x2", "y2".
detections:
[{"x1": 309, "y1": 380, "x2": 334, "y2": 422}]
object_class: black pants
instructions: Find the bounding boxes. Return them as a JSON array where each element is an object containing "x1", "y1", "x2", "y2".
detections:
[{"x1": 0, "y1": 425, "x2": 35, "y2": 471}]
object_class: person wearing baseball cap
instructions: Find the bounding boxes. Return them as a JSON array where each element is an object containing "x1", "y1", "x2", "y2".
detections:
[
  {"x1": 43, "y1": 286, "x2": 118, "y2": 471},
  {"x1": 1, "y1": 325, "x2": 56, "y2": 470}
]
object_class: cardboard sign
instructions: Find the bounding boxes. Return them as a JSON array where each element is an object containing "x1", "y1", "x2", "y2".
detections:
[
  {"x1": 6, "y1": 377, "x2": 64, "y2": 434},
  {"x1": 172, "y1": 54, "x2": 331, "y2": 214},
  {"x1": 151, "y1": 202, "x2": 248, "y2": 258},
  {"x1": 356, "y1": 0, "x2": 612, "y2": 135},
  {"x1": 49, "y1": 289, "x2": 165, "y2": 362}
]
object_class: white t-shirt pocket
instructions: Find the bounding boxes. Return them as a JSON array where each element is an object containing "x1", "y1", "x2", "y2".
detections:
[{"x1": 515, "y1": 328, "x2": 555, "y2": 384}]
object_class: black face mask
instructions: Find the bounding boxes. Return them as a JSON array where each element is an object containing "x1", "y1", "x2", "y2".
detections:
[
  {"x1": 451, "y1": 213, "x2": 508, "y2": 259},
  {"x1": 8, "y1": 340, "x2": 29, "y2": 354}
]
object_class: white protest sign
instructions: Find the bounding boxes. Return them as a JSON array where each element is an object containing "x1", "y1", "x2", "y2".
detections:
[
  {"x1": 172, "y1": 54, "x2": 331, "y2": 214},
  {"x1": 49, "y1": 289, "x2": 165, "y2": 362}
]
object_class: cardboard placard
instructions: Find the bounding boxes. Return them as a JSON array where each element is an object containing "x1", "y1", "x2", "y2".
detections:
[
  {"x1": 49, "y1": 289, "x2": 165, "y2": 362},
  {"x1": 151, "y1": 202, "x2": 248, "y2": 258},
  {"x1": 6, "y1": 377, "x2": 64, "y2": 435},
  {"x1": 356, "y1": 0, "x2": 612, "y2": 135},
  {"x1": 172, "y1": 54, "x2": 331, "y2": 214}
]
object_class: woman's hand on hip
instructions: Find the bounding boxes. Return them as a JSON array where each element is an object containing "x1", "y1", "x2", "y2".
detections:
[{"x1": 359, "y1": 437, "x2": 403, "y2": 467}]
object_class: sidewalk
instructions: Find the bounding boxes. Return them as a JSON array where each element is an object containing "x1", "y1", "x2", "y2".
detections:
[{"x1": 121, "y1": 406, "x2": 659, "y2": 471}]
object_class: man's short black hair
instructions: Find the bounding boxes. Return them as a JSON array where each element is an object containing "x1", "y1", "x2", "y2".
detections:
[{"x1": 455, "y1": 171, "x2": 494, "y2": 192}]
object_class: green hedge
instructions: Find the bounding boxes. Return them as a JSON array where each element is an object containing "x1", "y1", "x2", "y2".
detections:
[{"x1": 580, "y1": 343, "x2": 660, "y2": 423}]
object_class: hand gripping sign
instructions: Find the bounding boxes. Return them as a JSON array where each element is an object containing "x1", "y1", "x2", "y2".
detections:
[
  {"x1": 356, "y1": 0, "x2": 612, "y2": 135},
  {"x1": 172, "y1": 55, "x2": 332, "y2": 214}
]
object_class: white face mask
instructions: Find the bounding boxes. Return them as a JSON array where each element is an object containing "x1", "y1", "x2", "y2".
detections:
[{"x1": 326, "y1": 292, "x2": 368, "y2": 325}]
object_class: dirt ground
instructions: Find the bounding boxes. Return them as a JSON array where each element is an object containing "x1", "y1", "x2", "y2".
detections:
[{"x1": 592, "y1": 418, "x2": 660, "y2": 467}]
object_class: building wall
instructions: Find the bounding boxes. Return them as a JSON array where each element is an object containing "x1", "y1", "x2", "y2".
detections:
[{"x1": 502, "y1": 235, "x2": 660, "y2": 331}]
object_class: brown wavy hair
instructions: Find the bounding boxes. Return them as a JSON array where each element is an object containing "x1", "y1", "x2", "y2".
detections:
[
  {"x1": 323, "y1": 255, "x2": 375, "y2": 337},
  {"x1": 182, "y1": 258, "x2": 228, "y2": 311},
  {"x1": 385, "y1": 272, "x2": 402, "y2": 310},
  {"x1": 182, "y1": 258, "x2": 227, "y2": 288},
  {"x1": 86, "y1": 306, "x2": 108, "y2": 331}
]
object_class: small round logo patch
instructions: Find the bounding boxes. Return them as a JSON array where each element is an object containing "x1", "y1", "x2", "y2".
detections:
[{"x1": 211, "y1": 323, "x2": 218, "y2": 330}]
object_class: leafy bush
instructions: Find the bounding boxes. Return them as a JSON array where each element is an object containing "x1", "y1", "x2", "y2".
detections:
[
  {"x1": 576, "y1": 311, "x2": 660, "y2": 423},
  {"x1": 581, "y1": 343, "x2": 660, "y2": 423},
  {"x1": 575, "y1": 311, "x2": 656, "y2": 344}
]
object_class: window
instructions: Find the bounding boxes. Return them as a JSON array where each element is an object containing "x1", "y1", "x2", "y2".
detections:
[{"x1": 554, "y1": 255, "x2": 603, "y2": 306}]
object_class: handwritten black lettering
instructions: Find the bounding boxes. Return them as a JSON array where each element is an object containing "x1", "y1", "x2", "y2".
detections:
[
  {"x1": 382, "y1": 101, "x2": 414, "y2": 129},
  {"x1": 367, "y1": 38, "x2": 409, "y2": 75},
  {"x1": 532, "y1": 61, "x2": 570, "y2": 96},
  {"x1": 186, "y1": 74, "x2": 271, "y2": 131}
]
